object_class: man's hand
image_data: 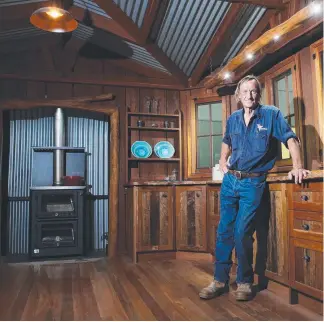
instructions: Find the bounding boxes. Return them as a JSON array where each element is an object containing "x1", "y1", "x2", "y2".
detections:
[
  {"x1": 288, "y1": 168, "x2": 311, "y2": 184},
  {"x1": 219, "y1": 160, "x2": 229, "y2": 174}
]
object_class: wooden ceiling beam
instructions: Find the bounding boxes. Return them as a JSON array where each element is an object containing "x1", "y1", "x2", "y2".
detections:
[
  {"x1": 0, "y1": 73, "x2": 185, "y2": 90},
  {"x1": 140, "y1": 0, "x2": 160, "y2": 43},
  {"x1": 189, "y1": 3, "x2": 243, "y2": 87},
  {"x1": 203, "y1": 4, "x2": 323, "y2": 88},
  {"x1": 93, "y1": 0, "x2": 188, "y2": 86},
  {"x1": 216, "y1": 0, "x2": 287, "y2": 9},
  {"x1": 69, "y1": 5, "x2": 137, "y2": 43}
]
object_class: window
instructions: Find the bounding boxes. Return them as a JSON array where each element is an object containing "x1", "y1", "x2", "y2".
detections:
[
  {"x1": 273, "y1": 70, "x2": 295, "y2": 160},
  {"x1": 196, "y1": 102, "x2": 223, "y2": 168}
]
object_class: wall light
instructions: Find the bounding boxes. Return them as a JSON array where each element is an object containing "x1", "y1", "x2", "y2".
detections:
[
  {"x1": 273, "y1": 34, "x2": 281, "y2": 41},
  {"x1": 224, "y1": 72, "x2": 231, "y2": 79},
  {"x1": 310, "y1": 1, "x2": 322, "y2": 15}
]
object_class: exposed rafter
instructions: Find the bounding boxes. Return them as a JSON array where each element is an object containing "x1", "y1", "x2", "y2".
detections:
[
  {"x1": 70, "y1": 5, "x2": 136, "y2": 43},
  {"x1": 92, "y1": 0, "x2": 188, "y2": 86},
  {"x1": 217, "y1": 0, "x2": 287, "y2": 9},
  {"x1": 189, "y1": 4, "x2": 243, "y2": 87},
  {"x1": 139, "y1": 0, "x2": 160, "y2": 43}
]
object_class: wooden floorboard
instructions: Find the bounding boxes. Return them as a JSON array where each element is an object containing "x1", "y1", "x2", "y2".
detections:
[{"x1": 0, "y1": 256, "x2": 322, "y2": 321}]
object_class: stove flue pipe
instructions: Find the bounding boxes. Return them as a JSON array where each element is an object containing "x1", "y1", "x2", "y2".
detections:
[{"x1": 54, "y1": 108, "x2": 65, "y2": 185}]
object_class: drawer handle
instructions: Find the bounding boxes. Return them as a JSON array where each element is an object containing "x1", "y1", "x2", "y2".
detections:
[
  {"x1": 300, "y1": 195, "x2": 308, "y2": 201},
  {"x1": 196, "y1": 193, "x2": 201, "y2": 197},
  {"x1": 162, "y1": 193, "x2": 168, "y2": 198},
  {"x1": 301, "y1": 223, "x2": 310, "y2": 231},
  {"x1": 303, "y1": 255, "x2": 310, "y2": 262},
  {"x1": 214, "y1": 193, "x2": 218, "y2": 199}
]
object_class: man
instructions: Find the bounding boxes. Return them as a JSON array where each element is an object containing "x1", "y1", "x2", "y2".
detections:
[{"x1": 199, "y1": 75, "x2": 310, "y2": 301}]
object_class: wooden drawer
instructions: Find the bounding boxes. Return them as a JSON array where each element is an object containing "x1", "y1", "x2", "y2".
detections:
[
  {"x1": 289, "y1": 238, "x2": 323, "y2": 300},
  {"x1": 289, "y1": 210, "x2": 323, "y2": 242},
  {"x1": 287, "y1": 181, "x2": 323, "y2": 212}
]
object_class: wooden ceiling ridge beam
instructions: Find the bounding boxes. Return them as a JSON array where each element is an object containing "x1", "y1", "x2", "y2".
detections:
[
  {"x1": 217, "y1": 0, "x2": 287, "y2": 9},
  {"x1": 189, "y1": 3, "x2": 243, "y2": 87},
  {"x1": 93, "y1": 0, "x2": 188, "y2": 86}
]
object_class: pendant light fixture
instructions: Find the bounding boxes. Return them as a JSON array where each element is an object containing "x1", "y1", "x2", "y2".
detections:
[{"x1": 30, "y1": 1, "x2": 78, "y2": 33}]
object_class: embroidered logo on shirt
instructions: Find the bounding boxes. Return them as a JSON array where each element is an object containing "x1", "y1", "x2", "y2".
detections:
[{"x1": 257, "y1": 124, "x2": 267, "y2": 131}]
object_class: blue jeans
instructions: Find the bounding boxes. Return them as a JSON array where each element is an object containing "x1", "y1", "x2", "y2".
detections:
[{"x1": 214, "y1": 172, "x2": 266, "y2": 284}]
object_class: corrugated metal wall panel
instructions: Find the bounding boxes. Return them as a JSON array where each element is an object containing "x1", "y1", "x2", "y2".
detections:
[
  {"x1": 7, "y1": 108, "x2": 109, "y2": 255},
  {"x1": 8, "y1": 108, "x2": 55, "y2": 197},
  {"x1": 66, "y1": 110, "x2": 109, "y2": 249},
  {"x1": 8, "y1": 201, "x2": 29, "y2": 255}
]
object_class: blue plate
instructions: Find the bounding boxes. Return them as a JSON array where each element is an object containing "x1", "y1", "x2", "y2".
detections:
[
  {"x1": 131, "y1": 141, "x2": 152, "y2": 158},
  {"x1": 154, "y1": 141, "x2": 175, "y2": 158}
]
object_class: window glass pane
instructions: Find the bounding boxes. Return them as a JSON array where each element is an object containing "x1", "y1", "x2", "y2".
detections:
[
  {"x1": 277, "y1": 90, "x2": 288, "y2": 116},
  {"x1": 197, "y1": 137, "x2": 210, "y2": 168},
  {"x1": 197, "y1": 104, "x2": 210, "y2": 136},
  {"x1": 287, "y1": 72, "x2": 293, "y2": 91},
  {"x1": 212, "y1": 135, "x2": 222, "y2": 165},
  {"x1": 211, "y1": 102, "x2": 222, "y2": 135},
  {"x1": 197, "y1": 105, "x2": 210, "y2": 120},
  {"x1": 273, "y1": 70, "x2": 294, "y2": 161}
]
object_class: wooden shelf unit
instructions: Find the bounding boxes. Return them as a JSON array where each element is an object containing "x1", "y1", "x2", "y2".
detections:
[{"x1": 126, "y1": 111, "x2": 182, "y2": 182}]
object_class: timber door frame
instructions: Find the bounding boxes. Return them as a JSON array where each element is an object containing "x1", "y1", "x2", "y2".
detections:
[{"x1": 0, "y1": 94, "x2": 119, "y2": 258}]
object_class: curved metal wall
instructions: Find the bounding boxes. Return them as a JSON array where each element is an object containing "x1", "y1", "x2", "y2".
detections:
[{"x1": 7, "y1": 108, "x2": 109, "y2": 255}]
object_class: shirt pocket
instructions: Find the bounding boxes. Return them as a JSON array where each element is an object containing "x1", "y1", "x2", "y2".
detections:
[
  {"x1": 255, "y1": 132, "x2": 268, "y2": 152},
  {"x1": 231, "y1": 133, "x2": 240, "y2": 151}
]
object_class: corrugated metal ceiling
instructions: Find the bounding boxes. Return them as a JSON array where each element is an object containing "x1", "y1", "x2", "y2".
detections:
[
  {"x1": 0, "y1": 27, "x2": 46, "y2": 42},
  {"x1": 210, "y1": 4, "x2": 267, "y2": 72},
  {"x1": 73, "y1": 0, "x2": 111, "y2": 19},
  {"x1": 112, "y1": 0, "x2": 148, "y2": 28},
  {"x1": 154, "y1": 0, "x2": 231, "y2": 76},
  {"x1": 73, "y1": 24, "x2": 170, "y2": 74}
]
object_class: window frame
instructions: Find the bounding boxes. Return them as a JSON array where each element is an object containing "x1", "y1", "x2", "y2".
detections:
[
  {"x1": 261, "y1": 55, "x2": 304, "y2": 173},
  {"x1": 186, "y1": 95, "x2": 227, "y2": 179},
  {"x1": 310, "y1": 38, "x2": 323, "y2": 169}
]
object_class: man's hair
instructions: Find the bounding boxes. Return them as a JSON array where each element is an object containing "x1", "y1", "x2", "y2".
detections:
[{"x1": 234, "y1": 75, "x2": 262, "y2": 102}]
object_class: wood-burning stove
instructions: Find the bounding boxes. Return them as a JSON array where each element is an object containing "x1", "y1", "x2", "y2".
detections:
[{"x1": 30, "y1": 187, "x2": 86, "y2": 258}]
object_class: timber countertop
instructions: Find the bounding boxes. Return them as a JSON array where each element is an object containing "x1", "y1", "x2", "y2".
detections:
[{"x1": 125, "y1": 170, "x2": 323, "y2": 187}]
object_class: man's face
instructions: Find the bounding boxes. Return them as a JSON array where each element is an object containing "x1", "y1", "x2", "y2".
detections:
[{"x1": 238, "y1": 80, "x2": 260, "y2": 109}]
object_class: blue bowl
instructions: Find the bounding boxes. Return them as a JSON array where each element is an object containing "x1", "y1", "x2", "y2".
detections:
[
  {"x1": 154, "y1": 141, "x2": 175, "y2": 158},
  {"x1": 131, "y1": 141, "x2": 152, "y2": 158}
]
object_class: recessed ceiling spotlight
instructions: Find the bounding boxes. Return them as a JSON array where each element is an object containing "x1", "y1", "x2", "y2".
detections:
[
  {"x1": 310, "y1": 1, "x2": 322, "y2": 15},
  {"x1": 246, "y1": 53, "x2": 254, "y2": 60},
  {"x1": 273, "y1": 34, "x2": 280, "y2": 41},
  {"x1": 224, "y1": 72, "x2": 231, "y2": 79}
]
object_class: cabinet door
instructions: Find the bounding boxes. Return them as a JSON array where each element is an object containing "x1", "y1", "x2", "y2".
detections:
[
  {"x1": 265, "y1": 183, "x2": 289, "y2": 285},
  {"x1": 290, "y1": 238, "x2": 323, "y2": 300},
  {"x1": 137, "y1": 187, "x2": 174, "y2": 252},
  {"x1": 176, "y1": 186, "x2": 207, "y2": 251},
  {"x1": 207, "y1": 186, "x2": 220, "y2": 255}
]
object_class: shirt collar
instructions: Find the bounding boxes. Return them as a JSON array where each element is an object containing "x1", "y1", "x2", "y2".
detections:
[{"x1": 241, "y1": 103, "x2": 262, "y2": 119}]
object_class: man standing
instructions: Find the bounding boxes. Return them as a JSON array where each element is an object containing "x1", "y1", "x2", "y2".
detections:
[{"x1": 199, "y1": 75, "x2": 310, "y2": 301}]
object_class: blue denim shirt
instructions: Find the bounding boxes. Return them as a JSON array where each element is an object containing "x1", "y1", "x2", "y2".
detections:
[{"x1": 222, "y1": 104, "x2": 298, "y2": 173}]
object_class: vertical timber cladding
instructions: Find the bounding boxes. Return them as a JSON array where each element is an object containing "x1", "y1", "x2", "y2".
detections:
[
  {"x1": 176, "y1": 186, "x2": 207, "y2": 251},
  {"x1": 6, "y1": 108, "x2": 109, "y2": 256},
  {"x1": 138, "y1": 187, "x2": 173, "y2": 251}
]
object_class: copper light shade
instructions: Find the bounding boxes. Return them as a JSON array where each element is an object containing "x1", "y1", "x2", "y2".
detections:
[{"x1": 30, "y1": 7, "x2": 78, "y2": 33}]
